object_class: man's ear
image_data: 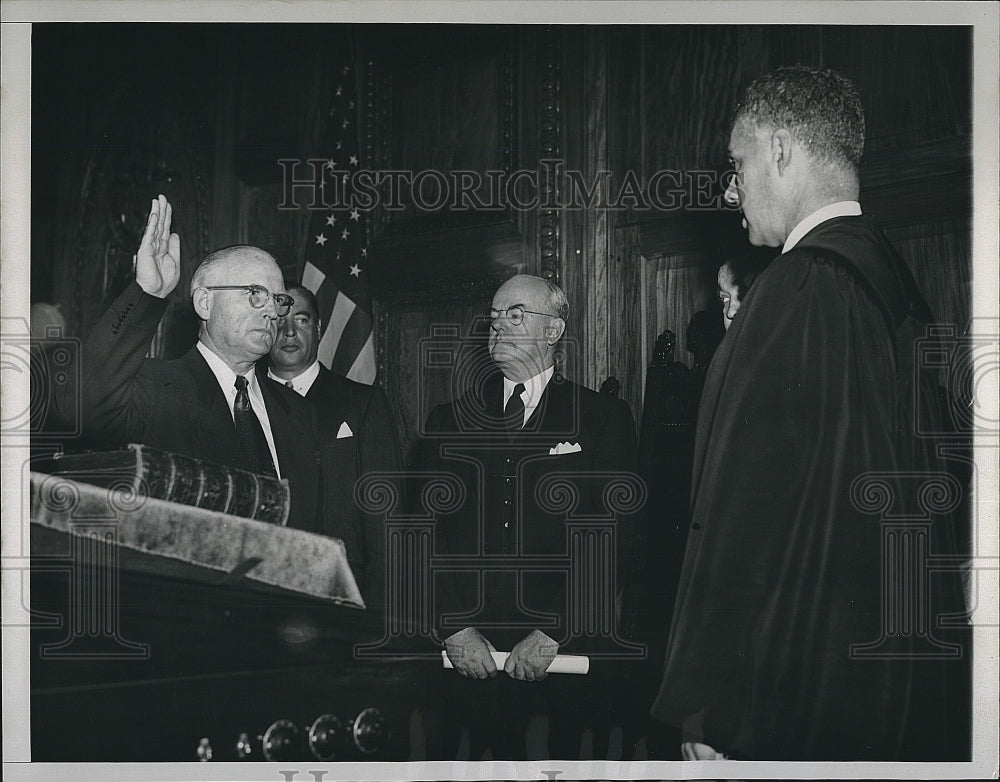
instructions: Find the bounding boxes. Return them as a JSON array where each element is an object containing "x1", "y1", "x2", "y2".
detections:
[
  {"x1": 772, "y1": 129, "x2": 794, "y2": 176},
  {"x1": 192, "y1": 288, "x2": 211, "y2": 321},
  {"x1": 547, "y1": 317, "x2": 566, "y2": 345}
]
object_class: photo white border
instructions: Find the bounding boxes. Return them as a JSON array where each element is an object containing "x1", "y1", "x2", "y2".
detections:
[{"x1": 2, "y1": 2, "x2": 998, "y2": 780}]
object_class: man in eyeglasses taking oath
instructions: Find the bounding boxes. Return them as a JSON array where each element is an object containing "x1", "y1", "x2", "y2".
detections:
[{"x1": 58, "y1": 194, "x2": 323, "y2": 534}]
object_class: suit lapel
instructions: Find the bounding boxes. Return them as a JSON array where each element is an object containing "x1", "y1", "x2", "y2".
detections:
[
  {"x1": 485, "y1": 374, "x2": 512, "y2": 436},
  {"x1": 178, "y1": 348, "x2": 244, "y2": 464},
  {"x1": 259, "y1": 370, "x2": 321, "y2": 534},
  {"x1": 260, "y1": 375, "x2": 310, "y2": 465},
  {"x1": 307, "y1": 368, "x2": 349, "y2": 431},
  {"x1": 468, "y1": 372, "x2": 580, "y2": 439},
  {"x1": 519, "y1": 374, "x2": 575, "y2": 438},
  {"x1": 488, "y1": 374, "x2": 505, "y2": 417}
]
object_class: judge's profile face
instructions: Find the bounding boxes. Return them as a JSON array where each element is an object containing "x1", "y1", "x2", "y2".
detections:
[
  {"x1": 203, "y1": 251, "x2": 286, "y2": 364},
  {"x1": 725, "y1": 118, "x2": 785, "y2": 248},
  {"x1": 270, "y1": 286, "x2": 320, "y2": 376},
  {"x1": 717, "y1": 264, "x2": 741, "y2": 331},
  {"x1": 488, "y1": 276, "x2": 561, "y2": 382}
]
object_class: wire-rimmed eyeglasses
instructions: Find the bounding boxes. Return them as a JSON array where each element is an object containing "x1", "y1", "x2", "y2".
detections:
[
  {"x1": 489, "y1": 306, "x2": 557, "y2": 327},
  {"x1": 202, "y1": 285, "x2": 294, "y2": 316}
]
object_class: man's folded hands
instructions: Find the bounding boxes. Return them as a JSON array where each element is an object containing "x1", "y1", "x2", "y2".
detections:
[{"x1": 444, "y1": 627, "x2": 558, "y2": 681}]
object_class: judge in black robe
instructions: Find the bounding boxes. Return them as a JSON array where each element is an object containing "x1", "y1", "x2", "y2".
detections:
[{"x1": 652, "y1": 66, "x2": 970, "y2": 761}]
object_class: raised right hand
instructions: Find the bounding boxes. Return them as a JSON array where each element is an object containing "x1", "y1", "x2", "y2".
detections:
[
  {"x1": 443, "y1": 627, "x2": 498, "y2": 679},
  {"x1": 135, "y1": 194, "x2": 181, "y2": 299}
]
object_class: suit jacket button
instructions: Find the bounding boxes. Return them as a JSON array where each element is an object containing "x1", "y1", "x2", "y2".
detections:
[
  {"x1": 505, "y1": 457, "x2": 514, "y2": 465},
  {"x1": 503, "y1": 522, "x2": 510, "y2": 529},
  {"x1": 691, "y1": 522, "x2": 702, "y2": 530},
  {"x1": 503, "y1": 499, "x2": 512, "y2": 506}
]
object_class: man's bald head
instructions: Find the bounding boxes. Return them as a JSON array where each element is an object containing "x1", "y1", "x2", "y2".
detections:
[{"x1": 190, "y1": 245, "x2": 282, "y2": 294}]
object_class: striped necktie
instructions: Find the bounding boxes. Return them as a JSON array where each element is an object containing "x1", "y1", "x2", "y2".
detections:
[{"x1": 233, "y1": 375, "x2": 277, "y2": 477}]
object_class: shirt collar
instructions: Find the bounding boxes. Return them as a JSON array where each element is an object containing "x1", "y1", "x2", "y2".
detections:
[
  {"x1": 196, "y1": 340, "x2": 263, "y2": 398},
  {"x1": 503, "y1": 365, "x2": 555, "y2": 414},
  {"x1": 268, "y1": 360, "x2": 321, "y2": 397},
  {"x1": 196, "y1": 341, "x2": 280, "y2": 477},
  {"x1": 197, "y1": 340, "x2": 243, "y2": 393},
  {"x1": 782, "y1": 201, "x2": 862, "y2": 254}
]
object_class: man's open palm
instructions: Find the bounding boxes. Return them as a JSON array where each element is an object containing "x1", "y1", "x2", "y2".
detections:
[{"x1": 135, "y1": 194, "x2": 181, "y2": 299}]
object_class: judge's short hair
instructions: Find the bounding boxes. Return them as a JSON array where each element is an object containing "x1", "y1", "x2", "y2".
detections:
[{"x1": 734, "y1": 65, "x2": 865, "y2": 173}]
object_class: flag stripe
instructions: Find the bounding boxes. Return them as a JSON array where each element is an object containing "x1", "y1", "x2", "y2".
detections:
[
  {"x1": 345, "y1": 333, "x2": 376, "y2": 385},
  {"x1": 331, "y1": 306, "x2": 373, "y2": 377},
  {"x1": 301, "y1": 261, "x2": 326, "y2": 294},
  {"x1": 317, "y1": 290, "x2": 356, "y2": 369},
  {"x1": 300, "y1": 54, "x2": 375, "y2": 384}
]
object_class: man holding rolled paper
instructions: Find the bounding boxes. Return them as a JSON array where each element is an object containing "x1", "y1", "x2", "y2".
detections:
[
  {"x1": 417, "y1": 274, "x2": 641, "y2": 758},
  {"x1": 57, "y1": 195, "x2": 324, "y2": 535}
]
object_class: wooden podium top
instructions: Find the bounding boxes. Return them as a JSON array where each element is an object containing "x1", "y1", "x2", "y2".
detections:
[{"x1": 29, "y1": 471, "x2": 365, "y2": 608}]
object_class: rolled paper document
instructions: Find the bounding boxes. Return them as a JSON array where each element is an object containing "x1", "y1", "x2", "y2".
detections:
[{"x1": 441, "y1": 649, "x2": 590, "y2": 675}]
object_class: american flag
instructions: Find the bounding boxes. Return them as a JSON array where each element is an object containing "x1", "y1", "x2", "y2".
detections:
[{"x1": 300, "y1": 61, "x2": 376, "y2": 385}]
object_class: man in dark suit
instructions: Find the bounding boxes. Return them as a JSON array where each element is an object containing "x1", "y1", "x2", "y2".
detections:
[
  {"x1": 265, "y1": 282, "x2": 402, "y2": 609},
  {"x1": 59, "y1": 195, "x2": 322, "y2": 533},
  {"x1": 418, "y1": 274, "x2": 641, "y2": 758},
  {"x1": 653, "y1": 66, "x2": 970, "y2": 761}
]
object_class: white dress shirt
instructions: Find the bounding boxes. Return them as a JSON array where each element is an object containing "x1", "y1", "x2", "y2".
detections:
[
  {"x1": 502, "y1": 365, "x2": 555, "y2": 427},
  {"x1": 268, "y1": 360, "x2": 321, "y2": 397},
  {"x1": 196, "y1": 341, "x2": 281, "y2": 477},
  {"x1": 782, "y1": 200, "x2": 862, "y2": 254}
]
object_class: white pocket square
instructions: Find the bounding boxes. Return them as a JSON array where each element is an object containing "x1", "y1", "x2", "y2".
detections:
[
  {"x1": 549, "y1": 441, "x2": 582, "y2": 455},
  {"x1": 336, "y1": 421, "x2": 354, "y2": 439}
]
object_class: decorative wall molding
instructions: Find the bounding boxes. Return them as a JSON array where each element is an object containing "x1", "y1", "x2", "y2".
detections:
[
  {"x1": 537, "y1": 26, "x2": 562, "y2": 284},
  {"x1": 364, "y1": 51, "x2": 393, "y2": 243}
]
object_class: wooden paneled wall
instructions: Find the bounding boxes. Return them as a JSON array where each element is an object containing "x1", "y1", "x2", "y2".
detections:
[
  {"x1": 603, "y1": 27, "x2": 774, "y2": 419},
  {"x1": 602, "y1": 25, "x2": 972, "y2": 423}
]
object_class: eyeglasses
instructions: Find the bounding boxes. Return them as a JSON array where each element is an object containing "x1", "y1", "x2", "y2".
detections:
[
  {"x1": 202, "y1": 285, "x2": 294, "y2": 316},
  {"x1": 489, "y1": 306, "x2": 557, "y2": 326}
]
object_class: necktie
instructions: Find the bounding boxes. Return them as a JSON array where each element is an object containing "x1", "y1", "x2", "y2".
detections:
[
  {"x1": 233, "y1": 375, "x2": 277, "y2": 477},
  {"x1": 504, "y1": 382, "x2": 526, "y2": 435}
]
